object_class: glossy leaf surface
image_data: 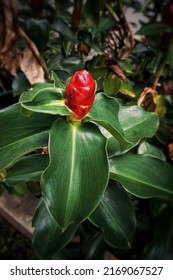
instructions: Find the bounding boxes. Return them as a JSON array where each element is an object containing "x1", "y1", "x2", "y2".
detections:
[
  {"x1": 32, "y1": 199, "x2": 78, "y2": 259},
  {"x1": 41, "y1": 117, "x2": 109, "y2": 231},
  {"x1": 0, "y1": 104, "x2": 56, "y2": 170},
  {"x1": 20, "y1": 82, "x2": 70, "y2": 116},
  {"x1": 110, "y1": 154, "x2": 173, "y2": 199},
  {"x1": 5, "y1": 154, "x2": 49, "y2": 185},
  {"x1": 89, "y1": 180, "x2": 136, "y2": 249},
  {"x1": 107, "y1": 105, "x2": 159, "y2": 156},
  {"x1": 85, "y1": 92, "x2": 131, "y2": 150},
  {"x1": 137, "y1": 141, "x2": 166, "y2": 161}
]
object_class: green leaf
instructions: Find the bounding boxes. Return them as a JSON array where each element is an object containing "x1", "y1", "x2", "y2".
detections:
[
  {"x1": 84, "y1": 0, "x2": 100, "y2": 27},
  {"x1": 41, "y1": 117, "x2": 109, "y2": 231},
  {"x1": 137, "y1": 22, "x2": 171, "y2": 35},
  {"x1": 51, "y1": 71, "x2": 66, "y2": 90},
  {"x1": 19, "y1": 83, "x2": 56, "y2": 103},
  {"x1": 119, "y1": 81, "x2": 135, "y2": 98},
  {"x1": 85, "y1": 92, "x2": 131, "y2": 150},
  {"x1": 89, "y1": 180, "x2": 136, "y2": 249},
  {"x1": 142, "y1": 206, "x2": 173, "y2": 259},
  {"x1": 92, "y1": 17, "x2": 114, "y2": 37},
  {"x1": 0, "y1": 103, "x2": 56, "y2": 170},
  {"x1": 118, "y1": 60, "x2": 133, "y2": 74},
  {"x1": 5, "y1": 182, "x2": 28, "y2": 197},
  {"x1": 21, "y1": 99, "x2": 69, "y2": 116},
  {"x1": 107, "y1": 105, "x2": 159, "y2": 156},
  {"x1": 138, "y1": 141, "x2": 166, "y2": 161},
  {"x1": 90, "y1": 68, "x2": 106, "y2": 81},
  {"x1": 103, "y1": 72, "x2": 121, "y2": 96},
  {"x1": 5, "y1": 154, "x2": 49, "y2": 186},
  {"x1": 80, "y1": 233, "x2": 106, "y2": 260},
  {"x1": 12, "y1": 72, "x2": 30, "y2": 97},
  {"x1": 25, "y1": 19, "x2": 49, "y2": 51},
  {"x1": 20, "y1": 82, "x2": 70, "y2": 116},
  {"x1": 110, "y1": 154, "x2": 173, "y2": 199},
  {"x1": 119, "y1": 106, "x2": 159, "y2": 144},
  {"x1": 32, "y1": 199, "x2": 78, "y2": 259},
  {"x1": 59, "y1": 57, "x2": 84, "y2": 74},
  {"x1": 51, "y1": 19, "x2": 77, "y2": 43}
]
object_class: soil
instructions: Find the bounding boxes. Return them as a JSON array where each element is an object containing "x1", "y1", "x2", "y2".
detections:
[{"x1": 0, "y1": 216, "x2": 36, "y2": 260}]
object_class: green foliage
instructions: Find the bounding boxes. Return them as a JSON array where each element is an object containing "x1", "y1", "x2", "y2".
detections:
[
  {"x1": 0, "y1": 0, "x2": 173, "y2": 260},
  {"x1": 41, "y1": 117, "x2": 109, "y2": 230},
  {"x1": 89, "y1": 180, "x2": 136, "y2": 249},
  {"x1": 110, "y1": 154, "x2": 173, "y2": 199},
  {"x1": 32, "y1": 199, "x2": 78, "y2": 259}
]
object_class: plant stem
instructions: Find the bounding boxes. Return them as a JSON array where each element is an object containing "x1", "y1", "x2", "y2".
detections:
[
  {"x1": 102, "y1": 0, "x2": 119, "y2": 22},
  {"x1": 152, "y1": 57, "x2": 167, "y2": 91}
]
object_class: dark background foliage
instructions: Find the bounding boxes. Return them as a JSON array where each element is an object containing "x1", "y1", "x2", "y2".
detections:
[{"x1": 0, "y1": 0, "x2": 173, "y2": 260}]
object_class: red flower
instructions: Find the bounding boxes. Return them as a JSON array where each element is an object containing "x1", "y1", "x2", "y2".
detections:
[{"x1": 65, "y1": 70, "x2": 95, "y2": 120}]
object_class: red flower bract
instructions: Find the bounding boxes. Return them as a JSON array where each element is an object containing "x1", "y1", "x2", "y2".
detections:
[{"x1": 65, "y1": 70, "x2": 95, "y2": 120}]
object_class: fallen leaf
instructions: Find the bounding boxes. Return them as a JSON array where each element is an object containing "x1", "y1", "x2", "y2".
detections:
[
  {"x1": 20, "y1": 47, "x2": 45, "y2": 84},
  {"x1": 0, "y1": 45, "x2": 21, "y2": 76}
]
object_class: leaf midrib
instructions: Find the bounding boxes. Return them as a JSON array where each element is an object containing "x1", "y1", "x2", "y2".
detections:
[
  {"x1": 0, "y1": 130, "x2": 48, "y2": 151},
  {"x1": 111, "y1": 172, "x2": 173, "y2": 195},
  {"x1": 65, "y1": 125, "x2": 77, "y2": 223},
  {"x1": 99, "y1": 199, "x2": 129, "y2": 244}
]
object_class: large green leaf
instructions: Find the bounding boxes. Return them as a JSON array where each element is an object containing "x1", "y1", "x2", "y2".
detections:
[
  {"x1": 5, "y1": 154, "x2": 49, "y2": 186},
  {"x1": 107, "y1": 105, "x2": 159, "y2": 156},
  {"x1": 142, "y1": 206, "x2": 173, "y2": 260},
  {"x1": 41, "y1": 117, "x2": 109, "y2": 231},
  {"x1": 89, "y1": 180, "x2": 136, "y2": 249},
  {"x1": 110, "y1": 154, "x2": 173, "y2": 199},
  {"x1": 32, "y1": 199, "x2": 78, "y2": 259},
  {"x1": 0, "y1": 103, "x2": 56, "y2": 170},
  {"x1": 19, "y1": 83, "x2": 57, "y2": 102},
  {"x1": 20, "y1": 81, "x2": 70, "y2": 116},
  {"x1": 85, "y1": 92, "x2": 131, "y2": 150}
]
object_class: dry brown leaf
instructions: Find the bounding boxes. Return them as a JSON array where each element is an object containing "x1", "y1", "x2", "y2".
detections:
[
  {"x1": 0, "y1": 0, "x2": 17, "y2": 53},
  {"x1": 137, "y1": 87, "x2": 157, "y2": 112},
  {"x1": 20, "y1": 47, "x2": 45, "y2": 84},
  {"x1": 168, "y1": 143, "x2": 173, "y2": 160},
  {"x1": 0, "y1": 0, "x2": 20, "y2": 76},
  {"x1": 0, "y1": 45, "x2": 21, "y2": 76},
  {"x1": 0, "y1": 0, "x2": 50, "y2": 81}
]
